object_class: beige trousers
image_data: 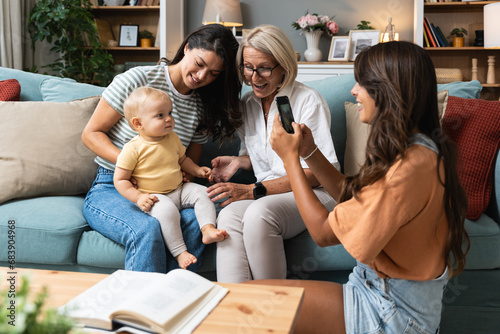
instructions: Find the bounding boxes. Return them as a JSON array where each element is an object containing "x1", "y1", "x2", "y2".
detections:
[
  {"x1": 216, "y1": 188, "x2": 335, "y2": 283},
  {"x1": 149, "y1": 182, "x2": 215, "y2": 258}
]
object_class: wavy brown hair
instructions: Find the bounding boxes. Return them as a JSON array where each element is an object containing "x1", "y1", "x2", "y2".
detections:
[
  {"x1": 340, "y1": 41, "x2": 469, "y2": 277},
  {"x1": 164, "y1": 24, "x2": 242, "y2": 142}
]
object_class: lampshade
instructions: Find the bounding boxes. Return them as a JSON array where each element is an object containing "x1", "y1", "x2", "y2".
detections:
[
  {"x1": 484, "y1": 2, "x2": 500, "y2": 49},
  {"x1": 202, "y1": 0, "x2": 243, "y2": 27},
  {"x1": 380, "y1": 33, "x2": 399, "y2": 43}
]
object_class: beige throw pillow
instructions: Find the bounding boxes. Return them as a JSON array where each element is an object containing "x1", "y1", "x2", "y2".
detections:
[
  {"x1": 344, "y1": 101, "x2": 371, "y2": 176},
  {"x1": 343, "y1": 89, "x2": 449, "y2": 176},
  {"x1": 0, "y1": 96, "x2": 100, "y2": 204}
]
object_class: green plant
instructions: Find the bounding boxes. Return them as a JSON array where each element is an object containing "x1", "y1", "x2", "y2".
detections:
[
  {"x1": 0, "y1": 275, "x2": 76, "y2": 333},
  {"x1": 450, "y1": 27, "x2": 468, "y2": 38},
  {"x1": 357, "y1": 20, "x2": 374, "y2": 30},
  {"x1": 28, "y1": 0, "x2": 114, "y2": 86},
  {"x1": 140, "y1": 30, "x2": 153, "y2": 39}
]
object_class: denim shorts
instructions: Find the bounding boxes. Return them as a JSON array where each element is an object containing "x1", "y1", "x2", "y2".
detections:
[{"x1": 343, "y1": 261, "x2": 448, "y2": 334}]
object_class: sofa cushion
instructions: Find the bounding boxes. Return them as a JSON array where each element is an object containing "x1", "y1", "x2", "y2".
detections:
[
  {"x1": 0, "y1": 96, "x2": 100, "y2": 204},
  {"x1": 0, "y1": 196, "x2": 90, "y2": 265},
  {"x1": 0, "y1": 79, "x2": 21, "y2": 101},
  {"x1": 0, "y1": 67, "x2": 76, "y2": 101},
  {"x1": 303, "y1": 74, "x2": 357, "y2": 171},
  {"x1": 284, "y1": 230, "x2": 356, "y2": 272},
  {"x1": 464, "y1": 214, "x2": 500, "y2": 269},
  {"x1": 77, "y1": 230, "x2": 125, "y2": 269},
  {"x1": 437, "y1": 80, "x2": 482, "y2": 100},
  {"x1": 41, "y1": 78, "x2": 105, "y2": 102},
  {"x1": 442, "y1": 97, "x2": 500, "y2": 220}
]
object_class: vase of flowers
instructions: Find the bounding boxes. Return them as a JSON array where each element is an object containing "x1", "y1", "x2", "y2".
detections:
[{"x1": 292, "y1": 12, "x2": 339, "y2": 62}]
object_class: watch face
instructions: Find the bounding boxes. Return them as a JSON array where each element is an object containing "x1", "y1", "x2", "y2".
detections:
[{"x1": 253, "y1": 182, "x2": 266, "y2": 199}]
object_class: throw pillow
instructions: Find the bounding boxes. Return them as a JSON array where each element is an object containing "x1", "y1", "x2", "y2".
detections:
[
  {"x1": 442, "y1": 96, "x2": 500, "y2": 220},
  {"x1": 0, "y1": 96, "x2": 100, "y2": 204},
  {"x1": 343, "y1": 90, "x2": 449, "y2": 176},
  {"x1": 344, "y1": 101, "x2": 370, "y2": 176},
  {"x1": 0, "y1": 79, "x2": 21, "y2": 101},
  {"x1": 41, "y1": 79, "x2": 105, "y2": 102},
  {"x1": 437, "y1": 80, "x2": 482, "y2": 99}
]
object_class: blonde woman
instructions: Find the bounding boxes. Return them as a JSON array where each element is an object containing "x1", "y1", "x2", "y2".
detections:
[{"x1": 207, "y1": 24, "x2": 339, "y2": 283}]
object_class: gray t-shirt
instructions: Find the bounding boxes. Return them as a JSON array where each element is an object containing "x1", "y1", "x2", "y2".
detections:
[{"x1": 95, "y1": 65, "x2": 207, "y2": 170}]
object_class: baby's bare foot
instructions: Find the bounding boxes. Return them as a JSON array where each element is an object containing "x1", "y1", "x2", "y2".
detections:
[
  {"x1": 202, "y1": 225, "x2": 229, "y2": 244},
  {"x1": 176, "y1": 251, "x2": 197, "y2": 269}
]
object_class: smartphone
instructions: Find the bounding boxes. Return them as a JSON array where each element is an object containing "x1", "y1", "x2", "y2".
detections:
[{"x1": 275, "y1": 96, "x2": 295, "y2": 134}]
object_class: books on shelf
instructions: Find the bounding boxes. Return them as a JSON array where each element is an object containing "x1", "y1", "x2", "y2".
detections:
[
  {"x1": 423, "y1": 17, "x2": 450, "y2": 47},
  {"x1": 94, "y1": 18, "x2": 115, "y2": 45},
  {"x1": 59, "y1": 269, "x2": 228, "y2": 334}
]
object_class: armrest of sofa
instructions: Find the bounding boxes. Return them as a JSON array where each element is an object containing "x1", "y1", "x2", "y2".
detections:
[{"x1": 0, "y1": 67, "x2": 76, "y2": 101}]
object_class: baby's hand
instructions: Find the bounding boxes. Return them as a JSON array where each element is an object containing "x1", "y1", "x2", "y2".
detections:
[
  {"x1": 198, "y1": 166, "x2": 211, "y2": 179},
  {"x1": 137, "y1": 193, "x2": 158, "y2": 212}
]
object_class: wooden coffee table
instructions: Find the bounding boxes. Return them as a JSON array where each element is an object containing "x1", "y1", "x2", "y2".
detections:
[{"x1": 1, "y1": 267, "x2": 304, "y2": 333}]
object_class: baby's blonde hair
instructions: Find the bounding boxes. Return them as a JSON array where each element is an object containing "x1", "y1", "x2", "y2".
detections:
[{"x1": 123, "y1": 86, "x2": 171, "y2": 126}]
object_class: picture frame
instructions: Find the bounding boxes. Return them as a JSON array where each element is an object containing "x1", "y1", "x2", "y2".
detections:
[
  {"x1": 328, "y1": 36, "x2": 351, "y2": 61},
  {"x1": 348, "y1": 30, "x2": 381, "y2": 61},
  {"x1": 118, "y1": 24, "x2": 139, "y2": 47}
]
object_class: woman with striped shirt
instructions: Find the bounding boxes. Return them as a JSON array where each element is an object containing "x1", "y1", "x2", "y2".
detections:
[{"x1": 81, "y1": 24, "x2": 241, "y2": 273}]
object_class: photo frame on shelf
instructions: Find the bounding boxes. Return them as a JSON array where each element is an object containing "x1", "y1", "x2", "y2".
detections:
[
  {"x1": 119, "y1": 24, "x2": 139, "y2": 47},
  {"x1": 348, "y1": 30, "x2": 380, "y2": 61},
  {"x1": 328, "y1": 36, "x2": 351, "y2": 61}
]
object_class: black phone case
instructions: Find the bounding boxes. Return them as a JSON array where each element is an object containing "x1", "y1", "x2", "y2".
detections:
[{"x1": 275, "y1": 96, "x2": 295, "y2": 134}]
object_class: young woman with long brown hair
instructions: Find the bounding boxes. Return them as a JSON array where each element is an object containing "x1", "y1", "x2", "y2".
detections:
[{"x1": 267, "y1": 41, "x2": 469, "y2": 333}]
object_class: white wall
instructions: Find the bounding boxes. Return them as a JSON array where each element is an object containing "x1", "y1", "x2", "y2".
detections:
[{"x1": 185, "y1": 0, "x2": 415, "y2": 61}]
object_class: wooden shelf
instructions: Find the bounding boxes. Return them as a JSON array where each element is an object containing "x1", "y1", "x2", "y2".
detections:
[
  {"x1": 424, "y1": 47, "x2": 500, "y2": 51},
  {"x1": 91, "y1": 5, "x2": 160, "y2": 65},
  {"x1": 425, "y1": 1, "x2": 498, "y2": 8},
  {"x1": 420, "y1": 0, "x2": 500, "y2": 99},
  {"x1": 106, "y1": 47, "x2": 159, "y2": 51},
  {"x1": 482, "y1": 84, "x2": 500, "y2": 88},
  {"x1": 91, "y1": 6, "x2": 160, "y2": 11}
]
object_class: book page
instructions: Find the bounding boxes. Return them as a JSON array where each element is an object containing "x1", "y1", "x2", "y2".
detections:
[
  {"x1": 60, "y1": 270, "x2": 164, "y2": 330},
  {"x1": 111, "y1": 269, "x2": 226, "y2": 330},
  {"x1": 61, "y1": 269, "x2": 227, "y2": 333}
]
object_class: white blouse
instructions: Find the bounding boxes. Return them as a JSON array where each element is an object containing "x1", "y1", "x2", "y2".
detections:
[{"x1": 238, "y1": 81, "x2": 340, "y2": 182}]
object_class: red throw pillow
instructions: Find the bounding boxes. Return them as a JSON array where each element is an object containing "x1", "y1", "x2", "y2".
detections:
[
  {"x1": 0, "y1": 79, "x2": 21, "y2": 101},
  {"x1": 442, "y1": 96, "x2": 500, "y2": 220}
]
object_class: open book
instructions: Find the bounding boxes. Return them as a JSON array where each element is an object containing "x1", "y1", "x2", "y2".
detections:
[{"x1": 59, "y1": 269, "x2": 228, "y2": 334}]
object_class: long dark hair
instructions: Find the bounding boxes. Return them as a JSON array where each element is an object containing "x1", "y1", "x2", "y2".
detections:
[
  {"x1": 341, "y1": 41, "x2": 469, "y2": 277},
  {"x1": 168, "y1": 24, "x2": 242, "y2": 142}
]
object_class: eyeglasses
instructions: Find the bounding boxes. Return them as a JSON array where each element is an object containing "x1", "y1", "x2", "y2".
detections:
[{"x1": 239, "y1": 64, "x2": 279, "y2": 78}]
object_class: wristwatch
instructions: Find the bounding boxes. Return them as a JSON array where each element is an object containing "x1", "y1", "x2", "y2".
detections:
[{"x1": 253, "y1": 182, "x2": 267, "y2": 199}]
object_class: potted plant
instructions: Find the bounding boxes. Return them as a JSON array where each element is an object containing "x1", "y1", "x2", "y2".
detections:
[
  {"x1": 450, "y1": 27, "x2": 468, "y2": 47},
  {"x1": 357, "y1": 20, "x2": 374, "y2": 30},
  {"x1": 140, "y1": 30, "x2": 154, "y2": 47},
  {"x1": 0, "y1": 275, "x2": 75, "y2": 333},
  {"x1": 28, "y1": 0, "x2": 114, "y2": 86}
]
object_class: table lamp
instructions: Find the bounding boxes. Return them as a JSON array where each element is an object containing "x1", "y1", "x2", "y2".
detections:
[
  {"x1": 484, "y1": 2, "x2": 500, "y2": 49},
  {"x1": 202, "y1": 0, "x2": 243, "y2": 36},
  {"x1": 484, "y1": 2, "x2": 500, "y2": 84}
]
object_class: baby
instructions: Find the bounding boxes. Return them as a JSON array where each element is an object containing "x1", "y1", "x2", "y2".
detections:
[{"x1": 114, "y1": 86, "x2": 228, "y2": 269}]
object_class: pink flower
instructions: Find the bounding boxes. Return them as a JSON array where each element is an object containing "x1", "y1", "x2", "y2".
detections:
[
  {"x1": 304, "y1": 14, "x2": 319, "y2": 27},
  {"x1": 327, "y1": 21, "x2": 339, "y2": 34},
  {"x1": 292, "y1": 12, "x2": 339, "y2": 36},
  {"x1": 318, "y1": 15, "x2": 330, "y2": 24}
]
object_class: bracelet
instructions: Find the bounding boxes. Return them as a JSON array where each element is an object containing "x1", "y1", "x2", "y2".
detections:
[{"x1": 301, "y1": 146, "x2": 318, "y2": 160}]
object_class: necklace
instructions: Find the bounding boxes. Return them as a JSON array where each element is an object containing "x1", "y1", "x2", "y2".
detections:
[{"x1": 264, "y1": 111, "x2": 269, "y2": 118}]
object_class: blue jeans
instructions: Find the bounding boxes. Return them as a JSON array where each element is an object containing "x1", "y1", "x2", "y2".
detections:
[
  {"x1": 344, "y1": 261, "x2": 447, "y2": 334},
  {"x1": 83, "y1": 166, "x2": 205, "y2": 273}
]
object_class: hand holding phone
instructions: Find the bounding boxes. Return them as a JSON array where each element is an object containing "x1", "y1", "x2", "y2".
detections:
[{"x1": 275, "y1": 96, "x2": 295, "y2": 134}]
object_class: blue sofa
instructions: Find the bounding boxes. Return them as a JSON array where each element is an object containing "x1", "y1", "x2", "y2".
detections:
[{"x1": 0, "y1": 66, "x2": 499, "y2": 333}]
